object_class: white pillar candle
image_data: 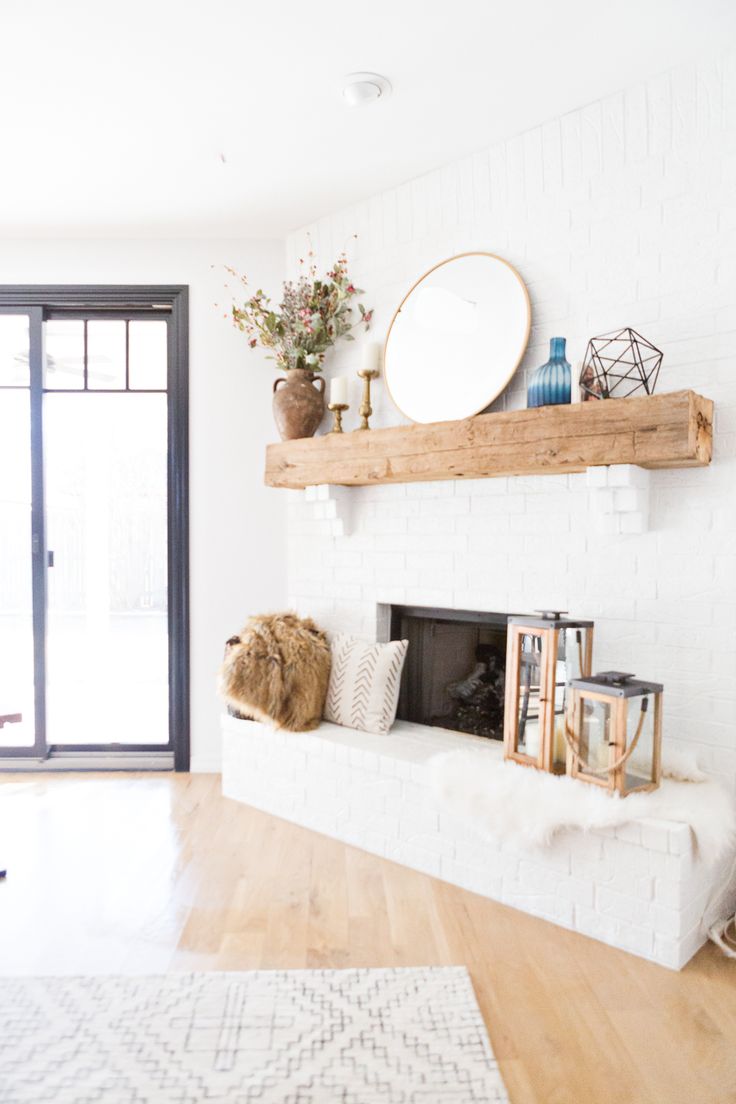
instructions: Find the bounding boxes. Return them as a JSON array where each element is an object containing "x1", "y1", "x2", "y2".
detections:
[
  {"x1": 362, "y1": 342, "x2": 381, "y2": 374},
  {"x1": 584, "y1": 715, "x2": 607, "y2": 770},
  {"x1": 524, "y1": 719, "x2": 540, "y2": 757},
  {"x1": 330, "y1": 377, "x2": 349, "y2": 405}
]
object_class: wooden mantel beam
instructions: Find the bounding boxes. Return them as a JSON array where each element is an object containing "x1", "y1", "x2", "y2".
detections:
[{"x1": 264, "y1": 389, "x2": 713, "y2": 490}]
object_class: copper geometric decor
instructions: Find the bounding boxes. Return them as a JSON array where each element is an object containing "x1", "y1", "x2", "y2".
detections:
[{"x1": 579, "y1": 327, "x2": 663, "y2": 400}]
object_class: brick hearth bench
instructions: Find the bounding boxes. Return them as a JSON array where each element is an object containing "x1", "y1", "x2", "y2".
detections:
[{"x1": 221, "y1": 714, "x2": 724, "y2": 969}]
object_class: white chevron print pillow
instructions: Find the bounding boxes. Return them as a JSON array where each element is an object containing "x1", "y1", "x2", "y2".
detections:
[{"x1": 324, "y1": 635, "x2": 409, "y2": 734}]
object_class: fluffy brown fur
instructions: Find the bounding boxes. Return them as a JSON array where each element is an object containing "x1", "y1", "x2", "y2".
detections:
[{"x1": 218, "y1": 612, "x2": 331, "y2": 731}]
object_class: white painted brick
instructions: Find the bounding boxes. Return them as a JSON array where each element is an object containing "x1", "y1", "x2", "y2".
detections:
[
  {"x1": 607, "y1": 465, "x2": 652, "y2": 489},
  {"x1": 596, "y1": 513, "x2": 621, "y2": 535},
  {"x1": 651, "y1": 933, "x2": 685, "y2": 970},
  {"x1": 596, "y1": 887, "x2": 652, "y2": 928},
  {"x1": 619, "y1": 511, "x2": 649, "y2": 535},
  {"x1": 617, "y1": 923, "x2": 655, "y2": 959},
  {"x1": 563, "y1": 833, "x2": 605, "y2": 862},
  {"x1": 614, "y1": 822, "x2": 643, "y2": 846},
  {"x1": 652, "y1": 904, "x2": 686, "y2": 938},
  {"x1": 398, "y1": 808, "x2": 440, "y2": 839},
  {"x1": 668, "y1": 825, "x2": 693, "y2": 857},
  {"x1": 272, "y1": 51, "x2": 736, "y2": 961},
  {"x1": 573, "y1": 905, "x2": 620, "y2": 946},
  {"x1": 640, "y1": 821, "x2": 672, "y2": 853},
  {"x1": 386, "y1": 841, "x2": 442, "y2": 878},
  {"x1": 515, "y1": 861, "x2": 563, "y2": 896},
  {"x1": 441, "y1": 859, "x2": 503, "y2": 900},
  {"x1": 602, "y1": 838, "x2": 651, "y2": 875},
  {"x1": 552, "y1": 897, "x2": 576, "y2": 927},
  {"x1": 613, "y1": 487, "x2": 646, "y2": 513},
  {"x1": 556, "y1": 877, "x2": 595, "y2": 909},
  {"x1": 586, "y1": 465, "x2": 610, "y2": 488},
  {"x1": 636, "y1": 875, "x2": 655, "y2": 901},
  {"x1": 653, "y1": 876, "x2": 688, "y2": 909}
]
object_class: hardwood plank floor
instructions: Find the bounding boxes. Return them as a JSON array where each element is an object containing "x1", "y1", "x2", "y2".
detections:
[{"x1": 1, "y1": 771, "x2": 734, "y2": 1103}]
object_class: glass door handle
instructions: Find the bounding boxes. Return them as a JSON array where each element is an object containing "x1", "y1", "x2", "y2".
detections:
[{"x1": 47, "y1": 550, "x2": 54, "y2": 568}]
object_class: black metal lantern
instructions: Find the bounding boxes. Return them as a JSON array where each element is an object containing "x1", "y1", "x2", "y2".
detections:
[{"x1": 565, "y1": 671, "x2": 663, "y2": 795}]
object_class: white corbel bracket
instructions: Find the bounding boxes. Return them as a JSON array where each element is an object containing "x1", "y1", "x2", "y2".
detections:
[
  {"x1": 586, "y1": 464, "x2": 651, "y2": 534},
  {"x1": 304, "y1": 484, "x2": 352, "y2": 537}
]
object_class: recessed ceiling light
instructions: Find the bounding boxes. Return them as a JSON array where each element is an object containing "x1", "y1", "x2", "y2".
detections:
[{"x1": 342, "y1": 72, "x2": 392, "y2": 108}]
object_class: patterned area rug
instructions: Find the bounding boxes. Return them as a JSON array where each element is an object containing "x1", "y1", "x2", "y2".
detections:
[{"x1": 0, "y1": 966, "x2": 508, "y2": 1103}]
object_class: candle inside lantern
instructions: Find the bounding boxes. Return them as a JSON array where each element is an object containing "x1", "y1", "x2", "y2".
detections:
[
  {"x1": 584, "y1": 714, "x2": 608, "y2": 770},
  {"x1": 362, "y1": 343, "x2": 381, "y2": 374},
  {"x1": 524, "y1": 719, "x2": 540, "y2": 758},
  {"x1": 330, "y1": 377, "x2": 349, "y2": 405}
]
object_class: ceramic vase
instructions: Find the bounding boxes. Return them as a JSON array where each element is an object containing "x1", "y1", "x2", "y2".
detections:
[{"x1": 272, "y1": 367, "x2": 326, "y2": 440}]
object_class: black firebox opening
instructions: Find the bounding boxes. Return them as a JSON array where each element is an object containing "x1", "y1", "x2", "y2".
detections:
[{"x1": 389, "y1": 605, "x2": 511, "y2": 740}]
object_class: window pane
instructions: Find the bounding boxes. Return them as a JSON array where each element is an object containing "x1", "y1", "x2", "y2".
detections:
[
  {"x1": 0, "y1": 314, "x2": 29, "y2": 386},
  {"x1": 0, "y1": 391, "x2": 35, "y2": 747},
  {"x1": 87, "y1": 320, "x2": 126, "y2": 389},
  {"x1": 45, "y1": 319, "x2": 84, "y2": 389},
  {"x1": 45, "y1": 393, "x2": 168, "y2": 746},
  {"x1": 128, "y1": 321, "x2": 167, "y2": 390}
]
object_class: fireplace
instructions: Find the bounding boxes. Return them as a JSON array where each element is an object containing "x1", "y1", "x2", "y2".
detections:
[{"x1": 389, "y1": 605, "x2": 510, "y2": 740}]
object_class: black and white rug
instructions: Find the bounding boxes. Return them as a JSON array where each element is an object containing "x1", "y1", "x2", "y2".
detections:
[{"x1": 0, "y1": 966, "x2": 507, "y2": 1102}]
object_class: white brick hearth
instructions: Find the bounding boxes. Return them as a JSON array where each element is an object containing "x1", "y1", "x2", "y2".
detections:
[
  {"x1": 220, "y1": 49, "x2": 736, "y2": 973},
  {"x1": 222, "y1": 714, "x2": 723, "y2": 970}
]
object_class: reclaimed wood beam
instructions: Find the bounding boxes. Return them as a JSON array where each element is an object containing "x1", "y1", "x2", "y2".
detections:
[{"x1": 264, "y1": 390, "x2": 713, "y2": 489}]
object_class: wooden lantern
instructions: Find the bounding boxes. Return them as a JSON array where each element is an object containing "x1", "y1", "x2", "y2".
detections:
[
  {"x1": 565, "y1": 671, "x2": 663, "y2": 795},
  {"x1": 503, "y1": 611, "x2": 594, "y2": 773}
]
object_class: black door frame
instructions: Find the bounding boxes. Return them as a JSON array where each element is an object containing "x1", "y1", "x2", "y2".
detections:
[{"x1": 0, "y1": 286, "x2": 189, "y2": 771}]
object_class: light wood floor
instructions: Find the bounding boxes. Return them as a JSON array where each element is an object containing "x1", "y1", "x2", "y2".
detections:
[{"x1": 1, "y1": 772, "x2": 735, "y2": 1103}]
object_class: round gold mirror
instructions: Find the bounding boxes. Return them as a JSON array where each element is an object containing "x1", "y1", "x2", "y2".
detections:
[{"x1": 383, "y1": 252, "x2": 531, "y2": 424}]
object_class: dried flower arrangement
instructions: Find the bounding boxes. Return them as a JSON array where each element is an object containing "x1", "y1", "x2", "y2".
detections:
[{"x1": 224, "y1": 246, "x2": 373, "y2": 373}]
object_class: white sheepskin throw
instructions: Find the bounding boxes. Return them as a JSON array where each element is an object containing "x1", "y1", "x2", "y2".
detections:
[{"x1": 429, "y1": 744, "x2": 736, "y2": 865}]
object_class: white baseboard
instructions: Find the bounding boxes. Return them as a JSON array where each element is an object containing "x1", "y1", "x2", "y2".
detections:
[{"x1": 189, "y1": 754, "x2": 222, "y2": 774}]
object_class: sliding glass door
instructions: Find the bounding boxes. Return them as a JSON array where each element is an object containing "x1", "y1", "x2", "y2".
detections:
[
  {"x1": 0, "y1": 312, "x2": 39, "y2": 752},
  {"x1": 44, "y1": 320, "x2": 169, "y2": 747},
  {"x1": 0, "y1": 289, "x2": 188, "y2": 769}
]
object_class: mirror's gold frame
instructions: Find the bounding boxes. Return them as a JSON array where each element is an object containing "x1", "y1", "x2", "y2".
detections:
[{"x1": 383, "y1": 251, "x2": 532, "y2": 424}]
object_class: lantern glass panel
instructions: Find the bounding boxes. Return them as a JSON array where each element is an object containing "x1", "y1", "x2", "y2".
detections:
[
  {"x1": 579, "y1": 696, "x2": 612, "y2": 776},
  {"x1": 625, "y1": 693, "x2": 656, "y2": 790},
  {"x1": 516, "y1": 632, "x2": 542, "y2": 758},
  {"x1": 558, "y1": 627, "x2": 586, "y2": 684},
  {"x1": 554, "y1": 627, "x2": 587, "y2": 766}
]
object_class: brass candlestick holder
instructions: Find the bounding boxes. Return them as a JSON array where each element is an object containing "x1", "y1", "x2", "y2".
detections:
[
  {"x1": 355, "y1": 368, "x2": 379, "y2": 430},
  {"x1": 328, "y1": 402, "x2": 349, "y2": 433}
]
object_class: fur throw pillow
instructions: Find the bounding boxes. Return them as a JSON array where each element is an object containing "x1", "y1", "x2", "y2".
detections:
[{"x1": 219, "y1": 612, "x2": 331, "y2": 732}]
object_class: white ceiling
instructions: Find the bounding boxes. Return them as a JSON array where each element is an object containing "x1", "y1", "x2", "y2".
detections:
[{"x1": 1, "y1": 0, "x2": 733, "y2": 238}]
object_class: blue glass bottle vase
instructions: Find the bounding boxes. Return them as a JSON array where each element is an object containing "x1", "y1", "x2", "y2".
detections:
[{"x1": 527, "y1": 337, "x2": 572, "y2": 408}]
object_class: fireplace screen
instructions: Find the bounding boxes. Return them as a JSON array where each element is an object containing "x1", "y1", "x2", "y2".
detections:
[{"x1": 390, "y1": 606, "x2": 508, "y2": 739}]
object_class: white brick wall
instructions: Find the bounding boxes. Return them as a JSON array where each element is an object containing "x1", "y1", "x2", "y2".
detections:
[
  {"x1": 223, "y1": 716, "x2": 727, "y2": 969},
  {"x1": 285, "y1": 51, "x2": 736, "y2": 783}
]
